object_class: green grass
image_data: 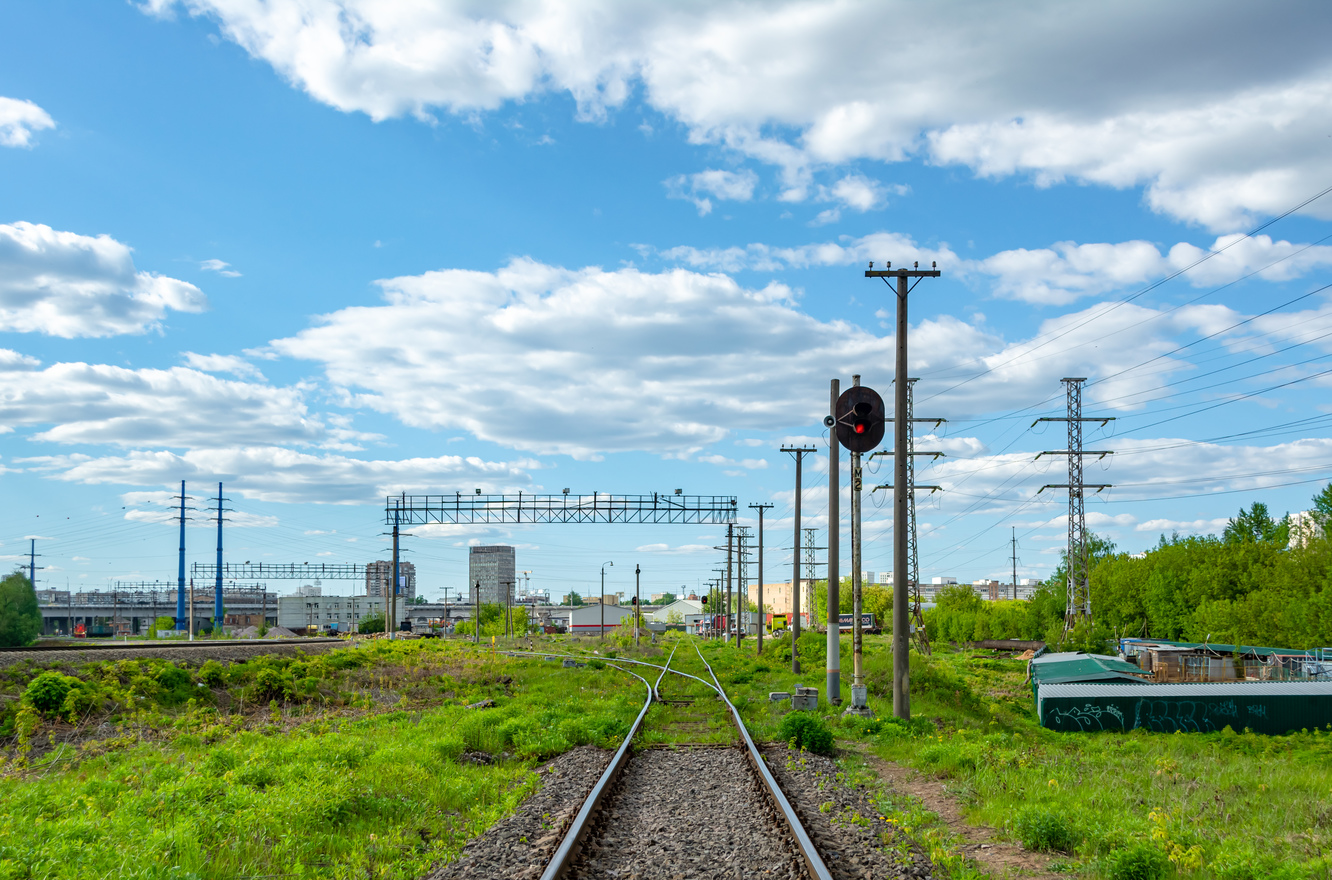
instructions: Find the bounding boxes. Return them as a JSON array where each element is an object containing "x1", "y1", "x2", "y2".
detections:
[
  {"x1": 686, "y1": 632, "x2": 1332, "y2": 880},
  {"x1": 0, "y1": 638, "x2": 642, "y2": 880}
]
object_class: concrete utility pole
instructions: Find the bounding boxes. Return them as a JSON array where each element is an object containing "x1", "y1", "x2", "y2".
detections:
[
  {"x1": 474, "y1": 580, "x2": 481, "y2": 644},
  {"x1": 867, "y1": 260, "x2": 940, "y2": 720},
  {"x1": 1036, "y1": 378, "x2": 1114, "y2": 632},
  {"x1": 826, "y1": 380, "x2": 841, "y2": 704},
  {"x1": 600, "y1": 561, "x2": 613, "y2": 640},
  {"x1": 781, "y1": 446, "x2": 815, "y2": 673},
  {"x1": 28, "y1": 538, "x2": 39, "y2": 591},
  {"x1": 849, "y1": 375, "x2": 867, "y2": 712},
  {"x1": 635, "y1": 564, "x2": 641, "y2": 648},
  {"x1": 750, "y1": 502, "x2": 773, "y2": 655},
  {"x1": 1012, "y1": 527, "x2": 1019, "y2": 601}
]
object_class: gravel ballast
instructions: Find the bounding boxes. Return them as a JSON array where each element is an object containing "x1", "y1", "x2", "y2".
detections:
[
  {"x1": 571, "y1": 746, "x2": 808, "y2": 880},
  {"x1": 760, "y1": 745, "x2": 936, "y2": 880},
  {"x1": 428, "y1": 745, "x2": 614, "y2": 880},
  {"x1": 0, "y1": 640, "x2": 342, "y2": 669}
]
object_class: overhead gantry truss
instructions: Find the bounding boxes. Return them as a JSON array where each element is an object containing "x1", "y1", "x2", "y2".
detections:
[
  {"x1": 190, "y1": 562, "x2": 365, "y2": 580},
  {"x1": 384, "y1": 492, "x2": 738, "y2": 526}
]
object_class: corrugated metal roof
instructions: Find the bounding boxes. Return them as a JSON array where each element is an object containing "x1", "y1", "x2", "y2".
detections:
[
  {"x1": 1030, "y1": 652, "x2": 1150, "y2": 685},
  {"x1": 1122, "y1": 638, "x2": 1320, "y2": 658},
  {"x1": 1040, "y1": 681, "x2": 1332, "y2": 699}
]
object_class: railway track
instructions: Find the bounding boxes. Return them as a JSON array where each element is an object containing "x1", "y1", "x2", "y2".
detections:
[
  {"x1": 522, "y1": 641, "x2": 834, "y2": 880},
  {"x1": 0, "y1": 637, "x2": 345, "y2": 667}
]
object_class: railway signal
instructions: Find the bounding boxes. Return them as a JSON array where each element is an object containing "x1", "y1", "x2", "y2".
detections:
[{"x1": 827, "y1": 385, "x2": 886, "y2": 453}]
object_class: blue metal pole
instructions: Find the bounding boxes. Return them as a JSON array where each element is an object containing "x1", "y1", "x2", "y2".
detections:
[
  {"x1": 176, "y1": 480, "x2": 186, "y2": 625},
  {"x1": 215, "y1": 482, "x2": 224, "y2": 627}
]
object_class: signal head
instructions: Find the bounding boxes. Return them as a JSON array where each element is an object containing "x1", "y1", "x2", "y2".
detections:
[{"x1": 833, "y1": 385, "x2": 886, "y2": 453}]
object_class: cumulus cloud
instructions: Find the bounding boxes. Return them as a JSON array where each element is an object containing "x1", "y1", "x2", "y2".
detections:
[
  {"x1": 0, "y1": 353, "x2": 319, "y2": 449},
  {"x1": 143, "y1": 1, "x2": 1332, "y2": 229},
  {"x1": 261, "y1": 256, "x2": 1311, "y2": 460},
  {"x1": 664, "y1": 169, "x2": 758, "y2": 215},
  {"x1": 649, "y1": 231, "x2": 957, "y2": 274},
  {"x1": 0, "y1": 97, "x2": 55, "y2": 147},
  {"x1": 0, "y1": 222, "x2": 207, "y2": 337},
  {"x1": 24, "y1": 446, "x2": 536, "y2": 505}
]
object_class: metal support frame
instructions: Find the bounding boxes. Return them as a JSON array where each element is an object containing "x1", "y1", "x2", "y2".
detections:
[
  {"x1": 191, "y1": 562, "x2": 365, "y2": 580},
  {"x1": 750, "y1": 503, "x2": 773, "y2": 655},
  {"x1": 1035, "y1": 378, "x2": 1114, "y2": 631},
  {"x1": 384, "y1": 492, "x2": 736, "y2": 525},
  {"x1": 782, "y1": 446, "x2": 816, "y2": 673}
]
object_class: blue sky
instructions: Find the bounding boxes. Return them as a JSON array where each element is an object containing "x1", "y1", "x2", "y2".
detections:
[{"x1": 4, "y1": 0, "x2": 1332, "y2": 601}]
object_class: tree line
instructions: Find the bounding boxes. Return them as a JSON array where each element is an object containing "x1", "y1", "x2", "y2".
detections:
[{"x1": 924, "y1": 486, "x2": 1332, "y2": 651}]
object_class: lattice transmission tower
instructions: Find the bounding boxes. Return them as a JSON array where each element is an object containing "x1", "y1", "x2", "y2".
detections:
[
  {"x1": 872, "y1": 378, "x2": 943, "y2": 655},
  {"x1": 1036, "y1": 378, "x2": 1113, "y2": 632}
]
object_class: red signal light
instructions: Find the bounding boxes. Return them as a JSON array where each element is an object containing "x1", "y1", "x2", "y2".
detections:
[{"x1": 854, "y1": 422, "x2": 867, "y2": 434}]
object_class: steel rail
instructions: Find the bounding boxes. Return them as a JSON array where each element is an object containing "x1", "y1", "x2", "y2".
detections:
[
  {"x1": 5, "y1": 638, "x2": 345, "y2": 653},
  {"x1": 537, "y1": 654, "x2": 662, "y2": 880},
  {"x1": 692, "y1": 640, "x2": 835, "y2": 880}
]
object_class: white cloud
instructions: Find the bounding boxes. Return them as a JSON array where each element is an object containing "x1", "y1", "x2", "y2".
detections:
[
  {"x1": 200, "y1": 259, "x2": 241, "y2": 277},
  {"x1": 633, "y1": 543, "x2": 713, "y2": 554},
  {"x1": 651, "y1": 231, "x2": 957, "y2": 273},
  {"x1": 1136, "y1": 517, "x2": 1230, "y2": 536},
  {"x1": 27, "y1": 446, "x2": 536, "y2": 505},
  {"x1": 0, "y1": 353, "x2": 319, "y2": 449},
  {"x1": 665, "y1": 169, "x2": 757, "y2": 216},
  {"x1": 0, "y1": 97, "x2": 55, "y2": 147},
  {"x1": 182, "y1": 352, "x2": 264, "y2": 380},
  {"x1": 697, "y1": 454, "x2": 767, "y2": 469},
  {"x1": 0, "y1": 222, "x2": 207, "y2": 337},
  {"x1": 263, "y1": 255, "x2": 1332, "y2": 459},
  {"x1": 143, "y1": 1, "x2": 1332, "y2": 229}
]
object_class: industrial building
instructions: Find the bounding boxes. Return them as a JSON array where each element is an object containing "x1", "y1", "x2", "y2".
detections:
[
  {"x1": 365, "y1": 559, "x2": 416, "y2": 601},
  {"x1": 468, "y1": 545, "x2": 516, "y2": 604},
  {"x1": 36, "y1": 588, "x2": 276, "y2": 636},
  {"x1": 277, "y1": 594, "x2": 408, "y2": 633}
]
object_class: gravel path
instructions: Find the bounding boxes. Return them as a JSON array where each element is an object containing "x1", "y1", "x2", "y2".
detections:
[
  {"x1": 0, "y1": 640, "x2": 342, "y2": 669},
  {"x1": 428, "y1": 746, "x2": 613, "y2": 880},
  {"x1": 760, "y1": 746, "x2": 936, "y2": 880},
  {"x1": 570, "y1": 746, "x2": 808, "y2": 880}
]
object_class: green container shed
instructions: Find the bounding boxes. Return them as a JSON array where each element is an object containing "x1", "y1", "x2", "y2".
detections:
[{"x1": 1037, "y1": 681, "x2": 1332, "y2": 735}]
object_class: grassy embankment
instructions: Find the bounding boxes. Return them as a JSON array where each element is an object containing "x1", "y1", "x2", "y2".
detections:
[
  {"x1": 0, "y1": 638, "x2": 641, "y2": 880},
  {"x1": 681, "y1": 629, "x2": 1332, "y2": 880}
]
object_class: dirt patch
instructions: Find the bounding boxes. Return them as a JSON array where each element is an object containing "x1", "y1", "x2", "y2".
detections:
[{"x1": 853, "y1": 746, "x2": 1069, "y2": 880}]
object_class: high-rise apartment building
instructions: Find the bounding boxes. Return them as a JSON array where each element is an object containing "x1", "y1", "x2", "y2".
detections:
[
  {"x1": 365, "y1": 560, "x2": 416, "y2": 601},
  {"x1": 469, "y1": 545, "x2": 516, "y2": 604}
]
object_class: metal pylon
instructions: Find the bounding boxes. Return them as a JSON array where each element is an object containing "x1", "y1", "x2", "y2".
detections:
[
  {"x1": 904, "y1": 380, "x2": 931, "y2": 655},
  {"x1": 1036, "y1": 378, "x2": 1114, "y2": 633},
  {"x1": 871, "y1": 378, "x2": 943, "y2": 655}
]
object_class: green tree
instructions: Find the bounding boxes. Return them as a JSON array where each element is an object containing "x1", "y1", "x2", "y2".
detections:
[
  {"x1": 1311, "y1": 481, "x2": 1332, "y2": 528},
  {"x1": 1223, "y1": 502, "x2": 1289, "y2": 545},
  {"x1": 358, "y1": 611, "x2": 386, "y2": 634},
  {"x1": 0, "y1": 571, "x2": 41, "y2": 648},
  {"x1": 561, "y1": 592, "x2": 584, "y2": 606},
  {"x1": 651, "y1": 592, "x2": 677, "y2": 606}
]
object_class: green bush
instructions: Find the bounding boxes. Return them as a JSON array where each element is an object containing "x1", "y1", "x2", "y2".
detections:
[
  {"x1": 778, "y1": 712, "x2": 834, "y2": 755},
  {"x1": 1101, "y1": 844, "x2": 1169, "y2": 880},
  {"x1": 24, "y1": 671, "x2": 73, "y2": 716},
  {"x1": 1012, "y1": 805, "x2": 1079, "y2": 853},
  {"x1": 199, "y1": 660, "x2": 227, "y2": 688},
  {"x1": 587, "y1": 659, "x2": 606, "y2": 670},
  {"x1": 0, "y1": 571, "x2": 42, "y2": 647}
]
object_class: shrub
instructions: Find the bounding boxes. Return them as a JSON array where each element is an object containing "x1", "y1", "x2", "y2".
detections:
[
  {"x1": 778, "y1": 712, "x2": 834, "y2": 755},
  {"x1": 199, "y1": 660, "x2": 227, "y2": 688},
  {"x1": 587, "y1": 659, "x2": 606, "y2": 670},
  {"x1": 1012, "y1": 805, "x2": 1079, "y2": 853},
  {"x1": 1102, "y1": 845, "x2": 1169, "y2": 880},
  {"x1": 24, "y1": 672, "x2": 73, "y2": 716}
]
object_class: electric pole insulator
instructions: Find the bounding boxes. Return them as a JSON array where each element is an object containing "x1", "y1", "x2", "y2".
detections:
[{"x1": 834, "y1": 385, "x2": 886, "y2": 453}]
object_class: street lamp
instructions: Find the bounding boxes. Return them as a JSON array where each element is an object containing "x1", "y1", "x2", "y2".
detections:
[{"x1": 600, "y1": 561, "x2": 613, "y2": 640}]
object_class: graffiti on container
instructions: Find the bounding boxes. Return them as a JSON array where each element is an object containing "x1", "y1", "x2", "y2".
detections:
[
  {"x1": 1131, "y1": 698, "x2": 1239, "y2": 733},
  {"x1": 1247, "y1": 703, "x2": 1268, "y2": 718},
  {"x1": 1046, "y1": 702, "x2": 1125, "y2": 731}
]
